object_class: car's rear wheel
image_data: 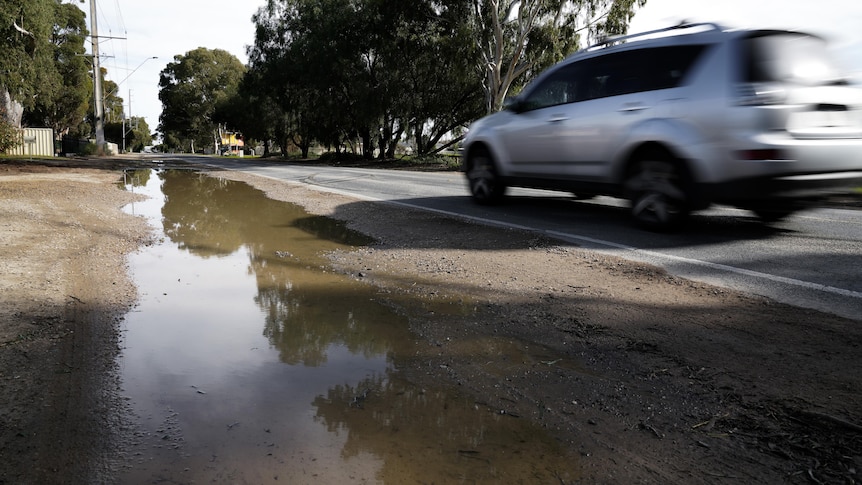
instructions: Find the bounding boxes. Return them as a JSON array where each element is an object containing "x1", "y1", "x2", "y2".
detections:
[
  {"x1": 625, "y1": 157, "x2": 690, "y2": 231},
  {"x1": 466, "y1": 147, "x2": 506, "y2": 204}
]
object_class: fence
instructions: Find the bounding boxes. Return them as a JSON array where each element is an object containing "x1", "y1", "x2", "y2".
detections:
[{"x1": 8, "y1": 128, "x2": 54, "y2": 157}]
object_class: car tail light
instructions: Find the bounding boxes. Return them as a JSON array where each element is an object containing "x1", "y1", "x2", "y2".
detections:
[
  {"x1": 735, "y1": 83, "x2": 787, "y2": 106},
  {"x1": 735, "y1": 149, "x2": 789, "y2": 160}
]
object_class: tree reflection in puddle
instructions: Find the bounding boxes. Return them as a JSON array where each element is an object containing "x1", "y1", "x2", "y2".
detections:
[{"x1": 117, "y1": 169, "x2": 577, "y2": 483}]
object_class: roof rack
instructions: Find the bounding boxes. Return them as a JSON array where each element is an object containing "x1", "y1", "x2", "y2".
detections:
[{"x1": 584, "y1": 21, "x2": 724, "y2": 51}]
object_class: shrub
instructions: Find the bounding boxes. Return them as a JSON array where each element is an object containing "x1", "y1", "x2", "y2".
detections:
[
  {"x1": 411, "y1": 154, "x2": 461, "y2": 169},
  {"x1": 0, "y1": 119, "x2": 20, "y2": 154},
  {"x1": 317, "y1": 152, "x2": 366, "y2": 164},
  {"x1": 79, "y1": 142, "x2": 99, "y2": 156}
]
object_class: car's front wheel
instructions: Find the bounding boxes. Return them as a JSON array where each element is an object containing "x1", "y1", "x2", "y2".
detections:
[
  {"x1": 625, "y1": 157, "x2": 690, "y2": 231},
  {"x1": 466, "y1": 147, "x2": 506, "y2": 204}
]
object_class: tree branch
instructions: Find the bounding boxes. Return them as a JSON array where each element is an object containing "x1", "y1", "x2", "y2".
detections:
[{"x1": 14, "y1": 20, "x2": 34, "y2": 38}]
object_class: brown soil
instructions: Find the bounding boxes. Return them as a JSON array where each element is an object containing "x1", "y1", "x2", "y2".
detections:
[
  {"x1": 1, "y1": 159, "x2": 860, "y2": 484},
  {"x1": 0, "y1": 161, "x2": 150, "y2": 484}
]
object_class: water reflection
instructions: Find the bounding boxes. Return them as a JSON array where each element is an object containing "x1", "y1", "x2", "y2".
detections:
[
  {"x1": 314, "y1": 375, "x2": 577, "y2": 483},
  {"x1": 118, "y1": 170, "x2": 576, "y2": 483}
]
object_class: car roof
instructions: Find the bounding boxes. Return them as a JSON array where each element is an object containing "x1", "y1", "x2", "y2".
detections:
[
  {"x1": 563, "y1": 22, "x2": 821, "y2": 65},
  {"x1": 585, "y1": 22, "x2": 727, "y2": 50}
]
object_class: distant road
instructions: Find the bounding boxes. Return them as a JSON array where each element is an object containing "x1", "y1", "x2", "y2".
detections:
[{"x1": 164, "y1": 155, "x2": 862, "y2": 321}]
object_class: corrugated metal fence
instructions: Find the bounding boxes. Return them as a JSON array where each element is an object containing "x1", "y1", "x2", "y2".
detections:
[{"x1": 9, "y1": 128, "x2": 55, "y2": 157}]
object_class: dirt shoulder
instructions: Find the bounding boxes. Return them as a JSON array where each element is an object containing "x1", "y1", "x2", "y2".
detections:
[
  {"x1": 0, "y1": 163, "x2": 151, "y2": 484},
  {"x1": 1, "y1": 160, "x2": 860, "y2": 484}
]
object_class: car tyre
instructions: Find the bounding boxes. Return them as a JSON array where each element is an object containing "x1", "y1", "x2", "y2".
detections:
[
  {"x1": 750, "y1": 205, "x2": 796, "y2": 223},
  {"x1": 625, "y1": 157, "x2": 690, "y2": 231},
  {"x1": 467, "y1": 147, "x2": 506, "y2": 204}
]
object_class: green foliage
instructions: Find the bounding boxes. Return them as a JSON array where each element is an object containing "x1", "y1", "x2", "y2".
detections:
[
  {"x1": 158, "y1": 48, "x2": 247, "y2": 152},
  {"x1": 0, "y1": 117, "x2": 20, "y2": 153},
  {"x1": 21, "y1": 1, "x2": 91, "y2": 137},
  {"x1": 101, "y1": 77, "x2": 124, "y2": 124},
  {"x1": 130, "y1": 117, "x2": 153, "y2": 151},
  {"x1": 594, "y1": 0, "x2": 650, "y2": 40},
  {"x1": 79, "y1": 141, "x2": 98, "y2": 156},
  {"x1": 0, "y1": 0, "x2": 55, "y2": 111},
  {"x1": 2, "y1": 0, "x2": 95, "y2": 139},
  {"x1": 474, "y1": 0, "x2": 649, "y2": 112},
  {"x1": 246, "y1": 0, "x2": 484, "y2": 158},
  {"x1": 406, "y1": 154, "x2": 462, "y2": 170},
  {"x1": 105, "y1": 116, "x2": 152, "y2": 152}
]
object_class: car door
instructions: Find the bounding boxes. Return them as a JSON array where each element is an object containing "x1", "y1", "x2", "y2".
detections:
[
  {"x1": 558, "y1": 46, "x2": 708, "y2": 181},
  {"x1": 556, "y1": 51, "x2": 650, "y2": 181},
  {"x1": 497, "y1": 63, "x2": 580, "y2": 177}
]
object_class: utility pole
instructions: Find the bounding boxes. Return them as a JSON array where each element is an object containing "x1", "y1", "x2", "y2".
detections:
[
  {"x1": 122, "y1": 92, "x2": 126, "y2": 153},
  {"x1": 122, "y1": 89, "x2": 131, "y2": 153},
  {"x1": 89, "y1": 0, "x2": 106, "y2": 151}
]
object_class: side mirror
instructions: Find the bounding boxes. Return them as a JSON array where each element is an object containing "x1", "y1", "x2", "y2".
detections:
[{"x1": 502, "y1": 96, "x2": 523, "y2": 113}]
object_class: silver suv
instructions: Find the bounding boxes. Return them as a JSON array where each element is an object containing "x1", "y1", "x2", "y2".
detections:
[{"x1": 461, "y1": 23, "x2": 862, "y2": 230}]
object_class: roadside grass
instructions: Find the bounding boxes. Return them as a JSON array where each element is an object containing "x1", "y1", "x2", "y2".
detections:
[{"x1": 0, "y1": 154, "x2": 58, "y2": 162}]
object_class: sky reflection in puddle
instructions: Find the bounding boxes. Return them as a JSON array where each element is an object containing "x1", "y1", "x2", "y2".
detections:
[{"x1": 118, "y1": 169, "x2": 577, "y2": 483}]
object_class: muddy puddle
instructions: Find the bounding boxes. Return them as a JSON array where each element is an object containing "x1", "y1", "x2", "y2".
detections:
[{"x1": 118, "y1": 169, "x2": 577, "y2": 483}]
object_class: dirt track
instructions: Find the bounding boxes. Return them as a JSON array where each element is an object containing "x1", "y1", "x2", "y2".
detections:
[{"x1": 1, "y1": 160, "x2": 860, "y2": 484}]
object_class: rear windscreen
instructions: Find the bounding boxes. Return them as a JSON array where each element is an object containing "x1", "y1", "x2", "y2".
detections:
[{"x1": 742, "y1": 33, "x2": 845, "y2": 85}]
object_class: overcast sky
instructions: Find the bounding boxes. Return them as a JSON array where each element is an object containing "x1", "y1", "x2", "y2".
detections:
[{"x1": 86, "y1": 0, "x2": 862, "y2": 138}]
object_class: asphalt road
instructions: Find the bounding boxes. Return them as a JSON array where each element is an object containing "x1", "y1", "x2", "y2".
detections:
[{"x1": 174, "y1": 155, "x2": 862, "y2": 321}]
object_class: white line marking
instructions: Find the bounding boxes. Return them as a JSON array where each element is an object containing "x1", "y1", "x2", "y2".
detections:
[{"x1": 544, "y1": 231, "x2": 862, "y2": 300}]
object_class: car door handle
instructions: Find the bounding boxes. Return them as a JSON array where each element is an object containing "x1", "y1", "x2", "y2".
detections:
[
  {"x1": 548, "y1": 116, "x2": 568, "y2": 123},
  {"x1": 619, "y1": 103, "x2": 648, "y2": 113}
]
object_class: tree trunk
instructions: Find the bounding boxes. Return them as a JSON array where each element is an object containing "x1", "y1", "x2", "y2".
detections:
[
  {"x1": 360, "y1": 129, "x2": 373, "y2": 159},
  {"x1": 386, "y1": 127, "x2": 403, "y2": 159},
  {"x1": 1, "y1": 90, "x2": 24, "y2": 128}
]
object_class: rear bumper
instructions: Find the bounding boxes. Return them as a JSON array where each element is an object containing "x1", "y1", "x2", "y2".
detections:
[{"x1": 704, "y1": 171, "x2": 862, "y2": 204}]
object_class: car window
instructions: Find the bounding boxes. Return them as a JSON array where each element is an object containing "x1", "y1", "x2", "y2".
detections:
[
  {"x1": 519, "y1": 44, "x2": 708, "y2": 111},
  {"x1": 577, "y1": 51, "x2": 644, "y2": 101},
  {"x1": 576, "y1": 45, "x2": 707, "y2": 101},
  {"x1": 645, "y1": 45, "x2": 708, "y2": 90},
  {"x1": 520, "y1": 64, "x2": 580, "y2": 111}
]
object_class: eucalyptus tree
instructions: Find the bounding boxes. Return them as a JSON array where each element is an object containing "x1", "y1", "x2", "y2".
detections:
[
  {"x1": 21, "y1": 1, "x2": 91, "y2": 139},
  {"x1": 2, "y1": 0, "x2": 96, "y2": 151},
  {"x1": 215, "y1": 68, "x2": 295, "y2": 157},
  {"x1": 248, "y1": 0, "x2": 486, "y2": 158},
  {"x1": 1, "y1": 0, "x2": 55, "y2": 128},
  {"x1": 158, "y1": 48, "x2": 246, "y2": 153},
  {"x1": 247, "y1": 0, "x2": 345, "y2": 157},
  {"x1": 105, "y1": 116, "x2": 152, "y2": 152},
  {"x1": 248, "y1": 0, "x2": 364, "y2": 156},
  {"x1": 472, "y1": 0, "x2": 647, "y2": 113},
  {"x1": 101, "y1": 77, "x2": 125, "y2": 124},
  {"x1": 359, "y1": 0, "x2": 485, "y2": 157},
  {"x1": 396, "y1": 0, "x2": 485, "y2": 155}
]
